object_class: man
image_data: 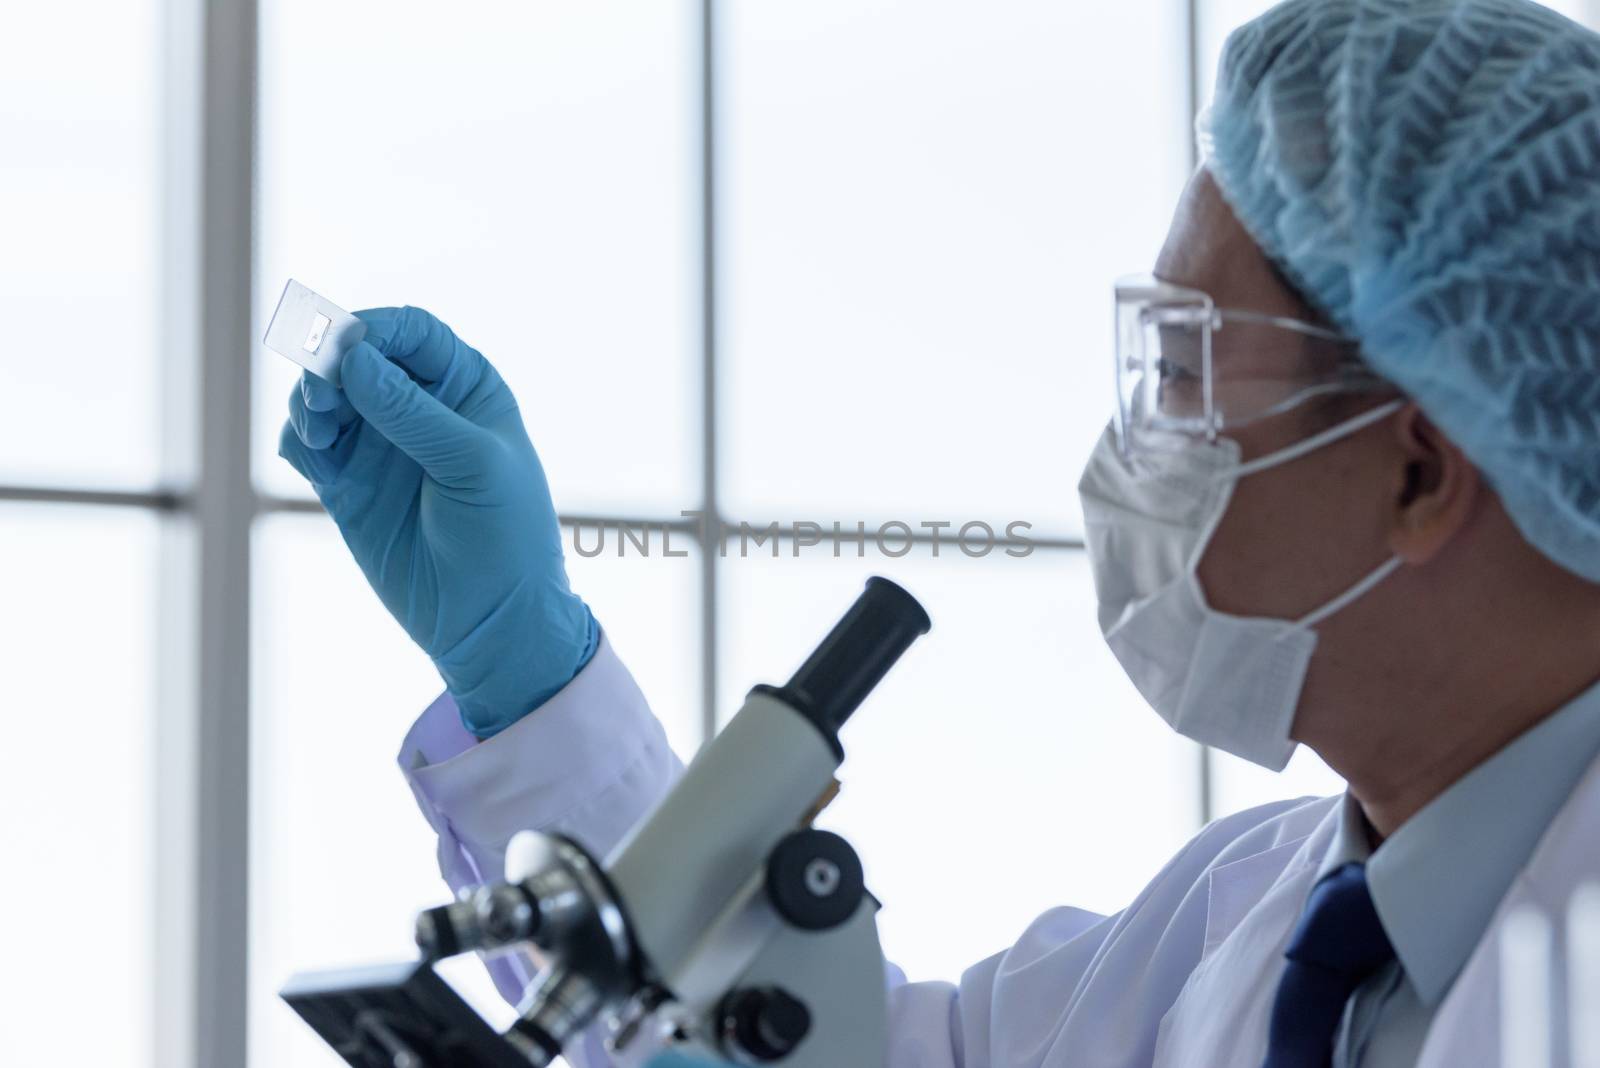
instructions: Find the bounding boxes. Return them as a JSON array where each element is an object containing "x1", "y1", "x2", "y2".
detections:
[{"x1": 280, "y1": 0, "x2": 1600, "y2": 1063}]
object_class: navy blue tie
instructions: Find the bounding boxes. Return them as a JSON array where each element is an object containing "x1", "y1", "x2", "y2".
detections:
[{"x1": 1261, "y1": 862, "x2": 1396, "y2": 1068}]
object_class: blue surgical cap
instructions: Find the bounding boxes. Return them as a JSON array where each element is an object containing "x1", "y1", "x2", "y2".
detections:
[{"x1": 1206, "y1": 0, "x2": 1600, "y2": 583}]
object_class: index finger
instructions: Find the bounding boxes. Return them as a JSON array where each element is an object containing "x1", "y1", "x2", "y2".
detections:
[{"x1": 353, "y1": 305, "x2": 486, "y2": 385}]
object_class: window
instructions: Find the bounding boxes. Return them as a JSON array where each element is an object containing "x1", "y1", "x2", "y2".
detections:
[
  {"x1": 253, "y1": 0, "x2": 699, "y2": 515},
  {"x1": 0, "y1": 5, "x2": 163, "y2": 490},
  {"x1": 721, "y1": 543, "x2": 1199, "y2": 978},
  {"x1": 8, "y1": 0, "x2": 1473, "y2": 1063},
  {"x1": 250, "y1": 3, "x2": 700, "y2": 1063},
  {"x1": 717, "y1": 0, "x2": 1198, "y2": 980},
  {"x1": 0, "y1": 7, "x2": 163, "y2": 1067},
  {"x1": 720, "y1": 1, "x2": 1188, "y2": 535},
  {"x1": 0, "y1": 505, "x2": 160, "y2": 1065}
]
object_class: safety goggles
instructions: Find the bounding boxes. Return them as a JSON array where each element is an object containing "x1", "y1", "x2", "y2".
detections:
[{"x1": 1113, "y1": 275, "x2": 1389, "y2": 455}]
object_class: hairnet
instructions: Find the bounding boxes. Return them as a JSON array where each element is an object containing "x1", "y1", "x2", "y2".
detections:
[{"x1": 1204, "y1": 0, "x2": 1600, "y2": 583}]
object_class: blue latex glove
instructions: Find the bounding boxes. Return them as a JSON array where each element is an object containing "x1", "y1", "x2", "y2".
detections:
[
  {"x1": 278, "y1": 305, "x2": 597, "y2": 738},
  {"x1": 646, "y1": 1056, "x2": 732, "y2": 1068}
]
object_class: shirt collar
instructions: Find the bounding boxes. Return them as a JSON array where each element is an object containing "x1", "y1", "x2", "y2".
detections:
[
  {"x1": 1316, "y1": 791, "x2": 1373, "y2": 878},
  {"x1": 1315, "y1": 678, "x2": 1600, "y2": 1006}
]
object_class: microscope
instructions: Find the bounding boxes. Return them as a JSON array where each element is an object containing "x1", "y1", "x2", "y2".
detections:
[{"x1": 282, "y1": 576, "x2": 931, "y2": 1067}]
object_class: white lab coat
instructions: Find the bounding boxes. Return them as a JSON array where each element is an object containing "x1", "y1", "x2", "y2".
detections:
[{"x1": 397, "y1": 636, "x2": 1600, "y2": 1066}]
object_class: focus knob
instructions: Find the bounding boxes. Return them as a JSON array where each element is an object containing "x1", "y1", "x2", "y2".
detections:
[
  {"x1": 765, "y1": 829, "x2": 864, "y2": 931},
  {"x1": 719, "y1": 985, "x2": 811, "y2": 1062}
]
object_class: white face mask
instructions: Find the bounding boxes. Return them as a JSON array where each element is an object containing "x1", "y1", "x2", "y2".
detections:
[{"x1": 1076, "y1": 401, "x2": 1406, "y2": 771}]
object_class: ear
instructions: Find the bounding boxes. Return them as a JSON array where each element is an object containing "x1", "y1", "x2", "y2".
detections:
[{"x1": 1388, "y1": 404, "x2": 1480, "y2": 565}]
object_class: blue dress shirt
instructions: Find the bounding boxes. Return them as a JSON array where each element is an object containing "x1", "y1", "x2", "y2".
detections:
[{"x1": 1323, "y1": 680, "x2": 1600, "y2": 1066}]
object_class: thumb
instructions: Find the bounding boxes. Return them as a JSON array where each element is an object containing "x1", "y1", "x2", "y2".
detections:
[{"x1": 340, "y1": 339, "x2": 483, "y2": 482}]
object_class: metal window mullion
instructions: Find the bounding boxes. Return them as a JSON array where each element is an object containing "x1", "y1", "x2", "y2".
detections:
[
  {"x1": 257, "y1": 495, "x2": 1088, "y2": 552},
  {"x1": 1185, "y1": 0, "x2": 1216, "y2": 829},
  {"x1": 154, "y1": 1, "x2": 257, "y2": 1067},
  {"x1": 698, "y1": 0, "x2": 722, "y2": 746},
  {"x1": 0, "y1": 485, "x2": 186, "y2": 510},
  {"x1": 194, "y1": 0, "x2": 258, "y2": 1060}
]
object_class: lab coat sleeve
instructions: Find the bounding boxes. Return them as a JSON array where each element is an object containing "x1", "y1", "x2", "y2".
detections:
[
  {"x1": 397, "y1": 631, "x2": 684, "y2": 1012},
  {"x1": 400, "y1": 628, "x2": 1316, "y2": 1068}
]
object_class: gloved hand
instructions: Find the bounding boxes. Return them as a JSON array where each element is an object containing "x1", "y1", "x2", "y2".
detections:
[
  {"x1": 646, "y1": 1056, "x2": 733, "y2": 1068},
  {"x1": 278, "y1": 305, "x2": 597, "y2": 738}
]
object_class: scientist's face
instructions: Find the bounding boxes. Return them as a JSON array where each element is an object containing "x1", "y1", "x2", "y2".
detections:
[{"x1": 1151, "y1": 169, "x2": 1431, "y2": 747}]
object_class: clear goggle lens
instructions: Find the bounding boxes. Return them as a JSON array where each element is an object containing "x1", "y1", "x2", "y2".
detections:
[{"x1": 1113, "y1": 275, "x2": 1387, "y2": 455}]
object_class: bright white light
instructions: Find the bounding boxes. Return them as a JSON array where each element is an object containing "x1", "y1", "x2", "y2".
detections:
[
  {"x1": 1571, "y1": 884, "x2": 1600, "y2": 1068},
  {"x1": 0, "y1": 505, "x2": 158, "y2": 1066},
  {"x1": 1501, "y1": 905, "x2": 1554, "y2": 1068},
  {"x1": 0, "y1": 5, "x2": 162, "y2": 487},
  {"x1": 720, "y1": 0, "x2": 1191, "y2": 539},
  {"x1": 253, "y1": 0, "x2": 700, "y2": 515}
]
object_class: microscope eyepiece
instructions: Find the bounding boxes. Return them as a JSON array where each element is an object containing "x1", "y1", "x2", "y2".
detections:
[{"x1": 771, "y1": 577, "x2": 931, "y2": 746}]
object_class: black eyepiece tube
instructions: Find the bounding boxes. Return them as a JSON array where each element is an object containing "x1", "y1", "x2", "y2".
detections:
[{"x1": 782, "y1": 577, "x2": 931, "y2": 733}]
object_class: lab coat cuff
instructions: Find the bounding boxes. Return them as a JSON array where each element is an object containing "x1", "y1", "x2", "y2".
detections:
[{"x1": 398, "y1": 631, "x2": 679, "y2": 870}]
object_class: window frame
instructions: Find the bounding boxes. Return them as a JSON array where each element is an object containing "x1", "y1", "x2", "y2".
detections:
[{"x1": 0, "y1": 1, "x2": 1208, "y2": 1063}]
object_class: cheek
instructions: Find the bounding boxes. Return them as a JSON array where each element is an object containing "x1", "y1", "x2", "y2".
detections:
[{"x1": 1196, "y1": 461, "x2": 1375, "y2": 618}]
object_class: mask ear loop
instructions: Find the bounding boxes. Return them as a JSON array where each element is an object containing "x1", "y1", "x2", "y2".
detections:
[
  {"x1": 1208, "y1": 396, "x2": 1408, "y2": 631},
  {"x1": 1297, "y1": 554, "x2": 1404, "y2": 629},
  {"x1": 1224, "y1": 398, "x2": 1406, "y2": 481}
]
